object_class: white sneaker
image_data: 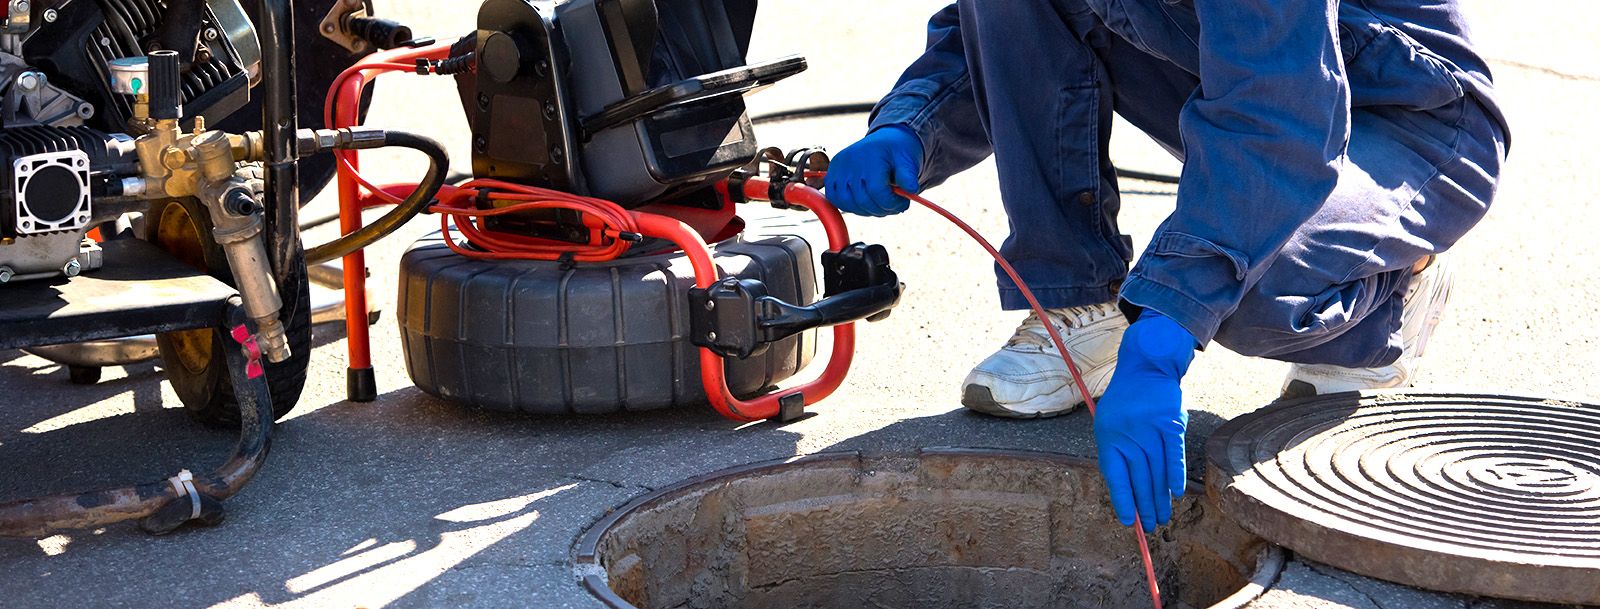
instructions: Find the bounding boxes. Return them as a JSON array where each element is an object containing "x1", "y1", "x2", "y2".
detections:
[
  {"x1": 1281, "y1": 255, "x2": 1454, "y2": 399},
  {"x1": 961, "y1": 302, "x2": 1127, "y2": 418}
]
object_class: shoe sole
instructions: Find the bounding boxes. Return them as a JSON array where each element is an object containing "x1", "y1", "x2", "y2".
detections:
[{"x1": 960, "y1": 384, "x2": 1082, "y2": 419}]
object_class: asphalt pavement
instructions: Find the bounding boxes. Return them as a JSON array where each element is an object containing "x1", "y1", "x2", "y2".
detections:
[{"x1": 0, "y1": 1, "x2": 1595, "y2": 607}]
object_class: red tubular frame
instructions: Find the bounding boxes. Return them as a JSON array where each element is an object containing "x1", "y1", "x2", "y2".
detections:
[
  {"x1": 327, "y1": 45, "x2": 865, "y2": 418},
  {"x1": 632, "y1": 177, "x2": 856, "y2": 422},
  {"x1": 330, "y1": 44, "x2": 451, "y2": 397},
  {"x1": 335, "y1": 74, "x2": 372, "y2": 376}
]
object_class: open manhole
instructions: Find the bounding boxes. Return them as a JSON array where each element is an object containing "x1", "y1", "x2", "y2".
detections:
[
  {"x1": 1207, "y1": 391, "x2": 1600, "y2": 605},
  {"x1": 577, "y1": 449, "x2": 1284, "y2": 609}
]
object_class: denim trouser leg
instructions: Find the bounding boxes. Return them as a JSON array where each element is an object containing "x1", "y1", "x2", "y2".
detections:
[
  {"x1": 961, "y1": 1, "x2": 1133, "y2": 310},
  {"x1": 963, "y1": 0, "x2": 1201, "y2": 310},
  {"x1": 963, "y1": 0, "x2": 1504, "y2": 366},
  {"x1": 1213, "y1": 98, "x2": 1504, "y2": 367}
]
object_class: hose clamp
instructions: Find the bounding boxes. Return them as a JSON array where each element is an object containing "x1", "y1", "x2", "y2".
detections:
[{"x1": 167, "y1": 469, "x2": 202, "y2": 521}]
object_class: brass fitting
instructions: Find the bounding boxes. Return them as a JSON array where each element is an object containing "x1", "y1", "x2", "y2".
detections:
[
  {"x1": 129, "y1": 118, "x2": 275, "y2": 199},
  {"x1": 192, "y1": 131, "x2": 237, "y2": 183}
]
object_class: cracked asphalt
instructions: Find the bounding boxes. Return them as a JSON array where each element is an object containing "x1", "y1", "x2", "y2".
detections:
[{"x1": 1, "y1": 1, "x2": 1596, "y2": 608}]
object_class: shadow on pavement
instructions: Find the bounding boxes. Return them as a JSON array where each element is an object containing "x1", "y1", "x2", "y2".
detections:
[{"x1": 0, "y1": 350, "x2": 1230, "y2": 609}]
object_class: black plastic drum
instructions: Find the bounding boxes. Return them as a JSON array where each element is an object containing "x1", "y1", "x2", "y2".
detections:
[{"x1": 397, "y1": 230, "x2": 817, "y2": 414}]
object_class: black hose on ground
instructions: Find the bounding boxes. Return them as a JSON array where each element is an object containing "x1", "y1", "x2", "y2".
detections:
[
  {"x1": 1114, "y1": 168, "x2": 1181, "y2": 185},
  {"x1": 749, "y1": 102, "x2": 1182, "y2": 185},
  {"x1": 303, "y1": 130, "x2": 449, "y2": 265}
]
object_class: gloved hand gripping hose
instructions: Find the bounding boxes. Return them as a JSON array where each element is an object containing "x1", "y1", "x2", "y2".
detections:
[
  {"x1": 893, "y1": 185, "x2": 1166, "y2": 609},
  {"x1": 303, "y1": 129, "x2": 449, "y2": 265}
]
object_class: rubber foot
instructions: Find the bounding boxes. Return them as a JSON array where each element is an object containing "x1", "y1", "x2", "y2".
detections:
[
  {"x1": 769, "y1": 392, "x2": 813, "y2": 424},
  {"x1": 347, "y1": 367, "x2": 377, "y2": 402}
]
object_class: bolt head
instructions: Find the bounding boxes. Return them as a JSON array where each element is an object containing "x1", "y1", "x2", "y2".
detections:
[
  {"x1": 16, "y1": 71, "x2": 40, "y2": 91},
  {"x1": 62, "y1": 259, "x2": 81, "y2": 277},
  {"x1": 323, "y1": 23, "x2": 336, "y2": 33},
  {"x1": 204, "y1": 28, "x2": 219, "y2": 41},
  {"x1": 42, "y1": 8, "x2": 56, "y2": 22},
  {"x1": 0, "y1": 268, "x2": 13, "y2": 283},
  {"x1": 707, "y1": 331, "x2": 718, "y2": 342},
  {"x1": 704, "y1": 300, "x2": 716, "y2": 311},
  {"x1": 161, "y1": 147, "x2": 188, "y2": 170}
]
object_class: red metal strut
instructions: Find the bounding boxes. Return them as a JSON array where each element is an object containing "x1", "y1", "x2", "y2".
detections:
[{"x1": 632, "y1": 177, "x2": 857, "y2": 422}]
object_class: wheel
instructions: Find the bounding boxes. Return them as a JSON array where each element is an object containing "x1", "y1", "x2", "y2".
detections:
[
  {"x1": 397, "y1": 230, "x2": 818, "y2": 414},
  {"x1": 147, "y1": 170, "x2": 312, "y2": 426},
  {"x1": 67, "y1": 365, "x2": 102, "y2": 385}
]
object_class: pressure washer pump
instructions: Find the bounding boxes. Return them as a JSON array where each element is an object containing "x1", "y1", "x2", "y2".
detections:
[{"x1": 332, "y1": 0, "x2": 902, "y2": 421}]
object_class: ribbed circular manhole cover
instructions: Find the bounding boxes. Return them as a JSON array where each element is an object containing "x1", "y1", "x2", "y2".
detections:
[
  {"x1": 1206, "y1": 391, "x2": 1600, "y2": 605},
  {"x1": 578, "y1": 449, "x2": 1284, "y2": 609}
]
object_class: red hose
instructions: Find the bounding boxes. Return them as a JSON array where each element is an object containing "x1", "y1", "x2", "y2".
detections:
[{"x1": 894, "y1": 186, "x2": 1164, "y2": 609}]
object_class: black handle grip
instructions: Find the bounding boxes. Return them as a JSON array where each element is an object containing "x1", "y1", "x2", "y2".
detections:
[
  {"x1": 147, "y1": 50, "x2": 183, "y2": 120},
  {"x1": 690, "y1": 242, "x2": 902, "y2": 360},
  {"x1": 756, "y1": 283, "x2": 901, "y2": 338}
]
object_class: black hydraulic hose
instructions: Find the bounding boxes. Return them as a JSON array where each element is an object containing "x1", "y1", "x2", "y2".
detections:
[
  {"x1": 300, "y1": 171, "x2": 470, "y2": 233},
  {"x1": 303, "y1": 131, "x2": 449, "y2": 265},
  {"x1": 750, "y1": 102, "x2": 1182, "y2": 185}
]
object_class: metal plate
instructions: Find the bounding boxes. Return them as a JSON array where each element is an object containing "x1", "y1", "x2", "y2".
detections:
[{"x1": 1206, "y1": 391, "x2": 1600, "y2": 605}]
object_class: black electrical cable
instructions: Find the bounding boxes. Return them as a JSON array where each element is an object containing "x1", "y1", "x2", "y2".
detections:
[
  {"x1": 749, "y1": 102, "x2": 879, "y2": 125},
  {"x1": 304, "y1": 130, "x2": 449, "y2": 265},
  {"x1": 750, "y1": 102, "x2": 1182, "y2": 185},
  {"x1": 1114, "y1": 168, "x2": 1181, "y2": 185}
]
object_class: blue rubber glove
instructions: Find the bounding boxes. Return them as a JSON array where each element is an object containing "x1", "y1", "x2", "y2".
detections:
[
  {"x1": 1094, "y1": 310, "x2": 1196, "y2": 531},
  {"x1": 823, "y1": 125, "x2": 923, "y2": 217}
]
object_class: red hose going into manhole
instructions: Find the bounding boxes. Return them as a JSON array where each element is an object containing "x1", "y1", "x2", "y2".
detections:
[{"x1": 894, "y1": 186, "x2": 1166, "y2": 609}]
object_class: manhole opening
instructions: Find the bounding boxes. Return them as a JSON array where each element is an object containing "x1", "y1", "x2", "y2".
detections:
[{"x1": 580, "y1": 450, "x2": 1280, "y2": 609}]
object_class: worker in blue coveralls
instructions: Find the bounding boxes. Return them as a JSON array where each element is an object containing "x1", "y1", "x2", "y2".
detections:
[{"x1": 824, "y1": 0, "x2": 1508, "y2": 531}]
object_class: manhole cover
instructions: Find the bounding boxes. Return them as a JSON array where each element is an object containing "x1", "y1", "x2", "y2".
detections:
[
  {"x1": 1206, "y1": 391, "x2": 1600, "y2": 605},
  {"x1": 578, "y1": 449, "x2": 1284, "y2": 609}
]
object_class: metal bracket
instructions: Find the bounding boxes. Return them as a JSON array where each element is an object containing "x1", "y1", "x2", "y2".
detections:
[
  {"x1": 317, "y1": 0, "x2": 374, "y2": 54},
  {"x1": 206, "y1": 0, "x2": 264, "y2": 85}
]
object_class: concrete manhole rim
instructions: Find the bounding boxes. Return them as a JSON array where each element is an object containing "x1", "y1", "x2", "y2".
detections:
[
  {"x1": 575, "y1": 447, "x2": 1287, "y2": 609},
  {"x1": 1205, "y1": 389, "x2": 1600, "y2": 606}
]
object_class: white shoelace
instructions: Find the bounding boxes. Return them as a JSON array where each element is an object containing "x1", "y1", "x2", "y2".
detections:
[{"x1": 1006, "y1": 305, "x2": 1115, "y2": 350}]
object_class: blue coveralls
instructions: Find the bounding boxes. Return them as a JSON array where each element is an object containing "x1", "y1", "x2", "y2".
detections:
[{"x1": 869, "y1": 0, "x2": 1509, "y2": 367}]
